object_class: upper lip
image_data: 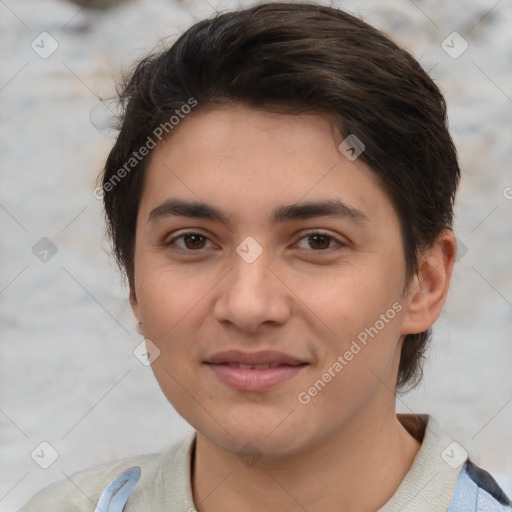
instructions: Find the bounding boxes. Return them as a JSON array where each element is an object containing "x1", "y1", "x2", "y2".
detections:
[{"x1": 205, "y1": 350, "x2": 307, "y2": 366}]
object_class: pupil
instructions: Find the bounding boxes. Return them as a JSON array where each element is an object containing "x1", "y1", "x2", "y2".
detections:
[
  {"x1": 186, "y1": 234, "x2": 204, "y2": 249},
  {"x1": 310, "y1": 234, "x2": 329, "y2": 250}
]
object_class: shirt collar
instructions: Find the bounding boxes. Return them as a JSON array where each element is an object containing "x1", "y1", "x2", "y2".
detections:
[
  {"x1": 161, "y1": 414, "x2": 466, "y2": 512},
  {"x1": 377, "y1": 414, "x2": 467, "y2": 511}
]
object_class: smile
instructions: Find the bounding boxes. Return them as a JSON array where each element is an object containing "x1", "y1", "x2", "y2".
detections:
[
  {"x1": 203, "y1": 349, "x2": 309, "y2": 391},
  {"x1": 205, "y1": 362, "x2": 308, "y2": 391}
]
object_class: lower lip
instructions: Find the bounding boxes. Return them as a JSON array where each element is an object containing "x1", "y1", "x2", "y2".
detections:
[{"x1": 205, "y1": 363, "x2": 307, "y2": 391}]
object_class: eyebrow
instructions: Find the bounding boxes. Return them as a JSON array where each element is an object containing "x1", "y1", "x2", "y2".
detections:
[{"x1": 148, "y1": 198, "x2": 368, "y2": 226}]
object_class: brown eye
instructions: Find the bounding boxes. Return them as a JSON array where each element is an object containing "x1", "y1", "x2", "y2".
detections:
[
  {"x1": 166, "y1": 232, "x2": 212, "y2": 251},
  {"x1": 308, "y1": 234, "x2": 331, "y2": 250},
  {"x1": 183, "y1": 233, "x2": 207, "y2": 250},
  {"x1": 295, "y1": 231, "x2": 344, "y2": 251}
]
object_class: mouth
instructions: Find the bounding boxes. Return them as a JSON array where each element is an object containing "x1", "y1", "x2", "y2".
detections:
[
  {"x1": 204, "y1": 350, "x2": 308, "y2": 391},
  {"x1": 217, "y1": 362, "x2": 298, "y2": 369}
]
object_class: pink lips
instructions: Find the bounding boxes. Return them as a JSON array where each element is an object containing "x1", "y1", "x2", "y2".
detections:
[{"x1": 204, "y1": 350, "x2": 308, "y2": 391}]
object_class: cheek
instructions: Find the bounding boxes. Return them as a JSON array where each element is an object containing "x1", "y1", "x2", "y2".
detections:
[
  {"x1": 135, "y1": 258, "x2": 207, "y2": 334},
  {"x1": 298, "y1": 262, "x2": 406, "y2": 393},
  {"x1": 301, "y1": 263, "x2": 403, "y2": 336}
]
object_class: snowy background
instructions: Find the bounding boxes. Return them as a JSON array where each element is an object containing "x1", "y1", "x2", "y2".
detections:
[{"x1": 0, "y1": 0, "x2": 511, "y2": 509}]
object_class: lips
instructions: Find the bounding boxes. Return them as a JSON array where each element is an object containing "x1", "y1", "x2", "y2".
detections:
[
  {"x1": 206, "y1": 350, "x2": 306, "y2": 366},
  {"x1": 204, "y1": 350, "x2": 308, "y2": 391},
  {"x1": 222, "y1": 362, "x2": 285, "y2": 369}
]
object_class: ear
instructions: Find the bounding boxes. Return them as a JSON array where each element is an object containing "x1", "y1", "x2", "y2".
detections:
[
  {"x1": 130, "y1": 286, "x2": 145, "y2": 336},
  {"x1": 401, "y1": 230, "x2": 457, "y2": 335},
  {"x1": 129, "y1": 285, "x2": 140, "y2": 323}
]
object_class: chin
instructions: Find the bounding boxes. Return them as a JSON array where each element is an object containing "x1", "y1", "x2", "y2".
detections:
[
  {"x1": 211, "y1": 429, "x2": 300, "y2": 460},
  {"x1": 195, "y1": 410, "x2": 313, "y2": 460}
]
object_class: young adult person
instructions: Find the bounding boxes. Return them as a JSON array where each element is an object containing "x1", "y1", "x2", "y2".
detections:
[{"x1": 19, "y1": 2, "x2": 512, "y2": 511}]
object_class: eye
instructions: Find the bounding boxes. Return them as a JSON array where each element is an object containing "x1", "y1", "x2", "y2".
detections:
[
  {"x1": 164, "y1": 230, "x2": 345, "y2": 253},
  {"x1": 295, "y1": 231, "x2": 345, "y2": 251},
  {"x1": 165, "y1": 231, "x2": 214, "y2": 251}
]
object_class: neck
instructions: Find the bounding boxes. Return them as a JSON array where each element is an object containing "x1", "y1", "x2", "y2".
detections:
[{"x1": 191, "y1": 407, "x2": 422, "y2": 512}]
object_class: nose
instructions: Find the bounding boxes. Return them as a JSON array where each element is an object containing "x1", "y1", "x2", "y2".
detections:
[{"x1": 213, "y1": 244, "x2": 292, "y2": 333}]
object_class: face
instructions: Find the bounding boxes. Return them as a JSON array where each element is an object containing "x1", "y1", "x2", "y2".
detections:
[{"x1": 130, "y1": 103, "x2": 415, "y2": 457}]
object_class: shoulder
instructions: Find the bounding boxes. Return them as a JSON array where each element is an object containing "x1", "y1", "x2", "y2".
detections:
[
  {"x1": 447, "y1": 459, "x2": 512, "y2": 512},
  {"x1": 17, "y1": 452, "x2": 162, "y2": 512},
  {"x1": 18, "y1": 434, "x2": 195, "y2": 512}
]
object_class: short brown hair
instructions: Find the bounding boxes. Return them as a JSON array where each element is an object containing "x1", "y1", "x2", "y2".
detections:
[{"x1": 100, "y1": 2, "x2": 460, "y2": 392}]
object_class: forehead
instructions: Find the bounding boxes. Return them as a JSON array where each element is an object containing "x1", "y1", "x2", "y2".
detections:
[{"x1": 138, "y1": 103, "x2": 395, "y2": 229}]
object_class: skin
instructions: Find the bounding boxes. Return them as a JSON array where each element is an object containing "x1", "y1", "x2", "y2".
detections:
[{"x1": 130, "y1": 103, "x2": 456, "y2": 512}]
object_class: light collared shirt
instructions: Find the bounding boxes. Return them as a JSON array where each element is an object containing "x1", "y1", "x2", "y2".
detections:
[{"x1": 18, "y1": 414, "x2": 512, "y2": 511}]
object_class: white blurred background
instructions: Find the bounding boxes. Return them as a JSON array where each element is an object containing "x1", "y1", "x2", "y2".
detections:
[{"x1": 1, "y1": 0, "x2": 511, "y2": 510}]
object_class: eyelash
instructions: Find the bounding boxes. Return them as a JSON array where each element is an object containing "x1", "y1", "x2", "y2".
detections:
[{"x1": 164, "y1": 230, "x2": 345, "y2": 253}]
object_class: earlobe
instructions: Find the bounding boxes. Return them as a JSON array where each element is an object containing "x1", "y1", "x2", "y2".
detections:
[{"x1": 401, "y1": 230, "x2": 457, "y2": 335}]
